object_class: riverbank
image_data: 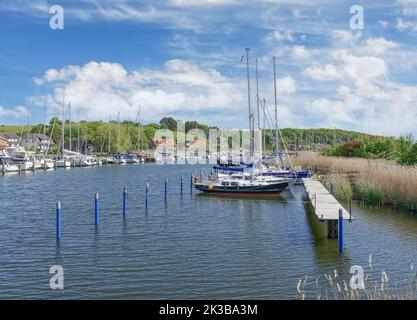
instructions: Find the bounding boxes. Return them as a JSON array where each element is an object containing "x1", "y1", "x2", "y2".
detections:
[{"x1": 293, "y1": 152, "x2": 417, "y2": 211}]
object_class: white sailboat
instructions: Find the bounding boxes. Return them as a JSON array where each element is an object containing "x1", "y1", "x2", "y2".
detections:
[
  {"x1": 5, "y1": 146, "x2": 34, "y2": 170},
  {"x1": 0, "y1": 151, "x2": 19, "y2": 172}
]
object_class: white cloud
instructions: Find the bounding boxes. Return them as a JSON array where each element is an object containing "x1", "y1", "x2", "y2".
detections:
[
  {"x1": 331, "y1": 29, "x2": 362, "y2": 45},
  {"x1": 292, "y1": 45, "x2": 310, "y2": 60},
  {"x1": 396, "y1": 18, "x2": 416, "y2": 31},
  {"x1": 170, "y1": 0, "x2": 236, "y2": 6},
  {"x1": 303, "y1": 64, "x2": 341, "y2": 81},
  {"x1": 378, "y1": 20, "x2": 389, "y2": 28},
  {"x1": 264, "y1": 30, "x2": 294, "y2": 43},
  {"x1": 276, "y1": 76, "x2": 296, "y2": 94},
  {"x1": 32, "y1": 60, "x2": 243, "y2": 124},
  {"x1": 0, "y1": 105, "x2": 28, "y2": 119},
  {"x1": 364, "y1": 38, "x2": 398, "y2": 55}
]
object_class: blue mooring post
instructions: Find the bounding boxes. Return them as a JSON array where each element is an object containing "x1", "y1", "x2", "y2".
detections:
[
  {"x1": 145, "y1": 184, "x2": 149, "y2": 209},
  {"x1": 123, "y1": 188, "x2": 127, "y2": 215},
  {"x1": 56, "y1": 202, "x2": 61, "y2": 241},
  {"x1": 338, "y1": 208, "x2": 343, "y2": 253},
  {"x1": 95, "y1": 193, "x2": 99, "y2": 225},
  {"x1": 164, "y1": 178, "x2": 168, "y2": 202},
  {"x1": 180, "y1": 176, "x2": 183, "y2": 195},
  {"x1": 190, "y1": 174, "x2": 193, "y2": 194}
]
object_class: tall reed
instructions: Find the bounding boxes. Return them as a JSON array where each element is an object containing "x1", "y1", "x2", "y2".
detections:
[{"x1": 293, "y1": 152, "x2": 417, "y2": 210}]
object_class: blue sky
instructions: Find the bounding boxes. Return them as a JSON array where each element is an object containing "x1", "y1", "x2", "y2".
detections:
[{"x1": 1, "y1": 0, "x2": 417, "y2": 136}]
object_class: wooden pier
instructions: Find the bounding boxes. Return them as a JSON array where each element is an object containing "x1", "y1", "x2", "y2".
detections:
[{"x1": 302, "y1": 178, "x2": 353, "y2": 240}]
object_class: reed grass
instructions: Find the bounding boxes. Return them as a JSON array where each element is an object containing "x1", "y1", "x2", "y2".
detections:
[
  {"x1": 293, "y1": 152, "x2": 417, "y2": 211},
  {"x1": 296, "y1": 262, "x2": 417, "y2": 300}
]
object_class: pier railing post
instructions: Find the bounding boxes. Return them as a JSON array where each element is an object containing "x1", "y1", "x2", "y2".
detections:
[
  {"x1": 123, "y1": 188, "x2": 127, "y2": 215},
  {"x1": 95, "y1": 193, "x2": 99, "y2": 225},
  {"x1": 56, "y1": 202, "x2": 61, "y2": 241},
  {"x1": 338, "y1": 208, "x2": 343, "y2": 253}
]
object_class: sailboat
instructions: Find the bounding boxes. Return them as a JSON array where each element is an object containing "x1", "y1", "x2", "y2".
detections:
[
  {"x1": 212, "y1": 56, "x2": 311, "y2": 183},
  {"x1": 56, "y1": 93, "x2": 71, "y2": 168},
  {"x1": 0, "y1": 150, "x2": 19, "y2": 172},
  {"x1": 194, "y1": 48, "x2": 290, "y2": 196}
]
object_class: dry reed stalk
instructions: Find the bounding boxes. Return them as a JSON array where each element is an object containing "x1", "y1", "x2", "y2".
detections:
[{"x1": 293, "y1": 152, "x2": 417, "y2": 210}]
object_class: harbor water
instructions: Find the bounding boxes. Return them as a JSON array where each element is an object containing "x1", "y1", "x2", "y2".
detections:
[{"x1": 1, "y1": 163, "x2": 417, "y2": 299}]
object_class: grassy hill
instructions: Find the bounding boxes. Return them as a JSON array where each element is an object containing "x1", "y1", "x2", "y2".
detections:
[{"x1": 0, "y1": 125, "x2": 32, "y2": 134}]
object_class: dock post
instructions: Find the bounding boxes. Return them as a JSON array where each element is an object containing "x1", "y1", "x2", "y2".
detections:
[
  {"x1": 145, "y1": 183, "x2": 149, "y2": 209},
  {"x1": 327, "y1": 220, "x2": 338, "y2": 239},
  {"x1": 18, "y1": 163, "x2": 22, "y2": 174},
  {"x1": 190, "y1": 174, "x2": 193, "y2": 194},
  {"x1": 349, "y1": 199, "x2": 352, "y2": 222},
  {"x1": 338, "y1": 208, "x2": 343, "y2": 253},
  {"x1": 56, "y1": 202, "x2": 61, "y2": 241},
  {"x1": 123, "y1": 188, "x2": 127, "y2": 215},
  {"x1": 180, "y1": 176, "x2": 183, "y2": 195},
  {"x1": 164, "y1": 178, "x2": 168, "y2": 202},
  {"x1": 2, "y1": 162, "x2": 5, "y2": 175},
  {"x1": 95, "y1": 193, "x2": 99, "y2": 225}
]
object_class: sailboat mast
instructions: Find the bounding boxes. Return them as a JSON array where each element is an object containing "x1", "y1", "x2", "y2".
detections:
[
  {"x1": 108, "y1": 117, "x2": 111, "y2": 154},
  {"x1": 117, "y1": 112, "x2": 121, "y2": 153},
  {"x1": 273, "y1": 56, "x2": 280, "y2": 158},
  {"x1": 256, "y1": 59, "x2": 260, "y2": 131},
  {"x1": 43, "y1": 105, "x2": 46, "y2": 153},
  {"x1": 61, "y1": 89, "x2": 65, "y2": 156},
  {"x1": 262, "y1": 98, "x2": 266, "y2": 155},
  {"x1": 77, "y1": 120, "x2": 80, "y2": 153},
  {"x1": 137, "y1": 106, "x2": 141, "y2": 152},
  {"x1": 69, "y1": 103, "x2": 72, "y2": 152},
  {"x1": 245, "y1": 48, "x2": 253, "y2": 158}
]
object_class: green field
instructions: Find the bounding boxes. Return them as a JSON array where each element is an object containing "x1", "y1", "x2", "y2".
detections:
[{"x1": 0, "y1": 125, "x2": 33, "y2": 134}]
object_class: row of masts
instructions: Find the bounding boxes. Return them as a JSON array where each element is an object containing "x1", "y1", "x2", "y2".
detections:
[
  {"x1": 243, "y1": 49, "x2": 281, "y2": 162},
  {"x1": 60, "y1": 90, "x2": 143, "y2": 156}
]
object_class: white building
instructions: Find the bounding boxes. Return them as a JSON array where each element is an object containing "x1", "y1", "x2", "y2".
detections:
[
  {"x1": 0, "y1": 132, "x2": 20, "y2": 147},
  {"x1": 20, "y1": 133, "x2": 53, "y2": 152}
]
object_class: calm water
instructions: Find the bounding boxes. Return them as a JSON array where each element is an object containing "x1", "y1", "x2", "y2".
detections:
[{"x1": 1, "y1": 163, "x2": 417, "y2": 299}]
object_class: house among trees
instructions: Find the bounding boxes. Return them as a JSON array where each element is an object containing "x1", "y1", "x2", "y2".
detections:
[
  {"x1": 20, "y1": 133, "x2": 54, "y2": 152},
  {"x1": 0, "y1": 135, "x2": 8, "y2": 150},
  {"x1": 0, "y1": 132, "x2": 20, "y2": 147}
]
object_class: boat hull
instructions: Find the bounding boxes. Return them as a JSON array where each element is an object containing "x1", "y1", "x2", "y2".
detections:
[{"x1": 194, "y1": 181, "x2": 289, "y2": 195}]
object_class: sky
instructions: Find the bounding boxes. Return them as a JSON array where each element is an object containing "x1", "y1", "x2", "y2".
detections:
[{"x1": 0, "y1": 0, "x2": 417, "y2": 136}]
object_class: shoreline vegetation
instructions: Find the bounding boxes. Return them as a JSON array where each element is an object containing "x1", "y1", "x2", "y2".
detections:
[
  {"x1": 293, "y1": 152, "x2": 417, "y2": 212},
  {"x1": 297, "y1": 259, "x2": 417, "y2": 300},
  {"x1": 2, "y1": 119, "x2": 370, "y2": 155}
]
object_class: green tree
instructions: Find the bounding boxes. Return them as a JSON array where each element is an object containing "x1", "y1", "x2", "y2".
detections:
[{"x1": 160, "y1": 117, "x2": 177, "y2": 131}]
